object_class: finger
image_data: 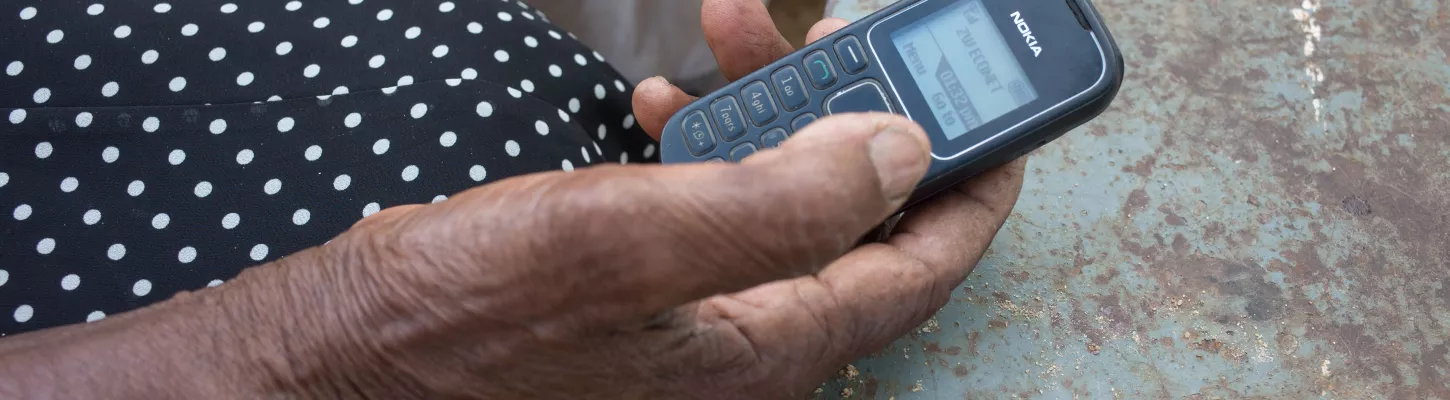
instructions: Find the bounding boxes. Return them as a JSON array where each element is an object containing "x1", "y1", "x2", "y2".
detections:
[
  {"x1": 631, "y1": 76, "x2": 699, "y2": 142},
  {"x1": 804, "y1": 18, "x2": 850, "y2": 44},
  {"x1": 702, "y1": 0, "x2": 796, "y2": 81},
  {"x1": 411, "y1": 113, "x2": 932, "y2": 327}
]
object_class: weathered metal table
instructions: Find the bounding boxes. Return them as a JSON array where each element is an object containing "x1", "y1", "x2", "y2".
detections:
[{"x1": 817, "y1": 0, "x2": 1450, "y2": 398}]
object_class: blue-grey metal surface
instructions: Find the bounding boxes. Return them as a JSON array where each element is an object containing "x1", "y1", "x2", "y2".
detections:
[{"x1": 816, "y1": 0, "x2": 1450, "y2": 398}]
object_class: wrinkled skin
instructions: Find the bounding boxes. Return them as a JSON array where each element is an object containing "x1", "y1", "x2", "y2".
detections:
[{"x1": 0, "y1": 1, "x2": 1026, "y2": 399}]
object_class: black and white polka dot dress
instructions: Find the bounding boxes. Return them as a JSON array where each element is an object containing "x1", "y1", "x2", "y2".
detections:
[{"x1": 0, "y1": 0, "x2": 658, "y2": 335}]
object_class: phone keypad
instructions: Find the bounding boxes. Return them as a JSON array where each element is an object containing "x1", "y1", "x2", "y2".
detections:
[
  {"x1": 771, "y1": 66, "x2": 809, "y2": 111},
  {"x1": 803, "y1": 50, "x2": 837, "y2": 89},
  {"x1": 834, "y1": 36, "x2": 869, "y2": 75},
  {"x1": 791, "y1": 113, "x2": 817, "y2": 132},
  {"x1": 740, "y1": 81, "x2": 779, "y2": 126},
  {"x1": 681, "y1": 110, "x2": 716, "y2": 156},
  {"x1": 729, "y1": 143, "x2": 758, "y2": 161},
  {"x1": 760, "y1": 128, "x2": 789, "y2": 149},
  {"x1": 710, "y1": 96, "x2": 748, "y2": 141}
]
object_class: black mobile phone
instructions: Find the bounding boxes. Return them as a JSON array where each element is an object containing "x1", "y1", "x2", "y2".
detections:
[{"x1": 659, "y1": 0, "x2": 1124, "y2": 207}]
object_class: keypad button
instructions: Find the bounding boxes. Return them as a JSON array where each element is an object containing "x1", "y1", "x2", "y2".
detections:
[
  {"x1": 729, "y1": 142, "x2": 758, "y2": 161},
  {"x1": 760, "y1": 128, "x2": 789, "y2": 149},
  {"x1": 834, "y1": 36, "x2": 869, "y2": 74},
  {"x1": 791, "y1": 113, "x2": 817, "y2": 132},
  {"x1": 825, "y1": 80, "x2": 893, "y2": 115},
  {"x1": 770, "y1": 66, "x2": 809, "y2": 111},
  {"x1": 706, "y1": 157, "x2": 726, "y2": 163},
  {"x1": 803, "y1": 50, "x2": 837, "y2": 89},
  {"x1": 680, "y1": 110, "x2": 717, "y2": 156},
  {"x1": 740, "y1": 80, "x2": 779, "y2": 127},
  {"x1": 710, "y1": 96, "x2": 748, "y2": 141}
]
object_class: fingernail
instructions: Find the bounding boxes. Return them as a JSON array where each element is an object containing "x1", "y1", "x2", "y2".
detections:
[{"x1": 868, "y1": 126, "x2": 928, "y2": 200}]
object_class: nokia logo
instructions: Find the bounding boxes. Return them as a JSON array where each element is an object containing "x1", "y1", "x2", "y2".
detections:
[{"x1": 1010, "y1": 11, "x2": 1043, "y2": 57}]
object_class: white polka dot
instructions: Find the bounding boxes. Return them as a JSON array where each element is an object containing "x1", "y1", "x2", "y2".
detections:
[
  {"x1": 333, "y1": 174, "x2": 351, "y2": 190},
  {"x1": 19, "y1": 7, "x2": 36, "y2": 20},
  {"x1": 368, "y1": 55, "x2": 386, "y2": 68},
  {"x1": 505, "y1": 140, "x2": 520, "y2": 157},
  {"x1": 220, "y1": 3, "x2": 238, "y2": 13},
  {"x1": 593, "y1": 141, "x2": 602, "y2": 156},
  {"x1": 114, "y1": 25, "x2": 132, "y2": 38},
  {"x1": 285, "y1": 1, "x2": 302, "y2": 11},
  {"x1": 132, "y1": 279, "x2": 151, "y2": 296},
  {"x1": 372, "y1": 139, "x2": 390, "y2": 154},
  {"x1": 169, "y1": 76, "x2": 187, "y2": 92},
  {"x1": 302, "y1": 64, "x2": 320, "y2": 78},
  {"x1": 304, "y1": 145, "x2": 322, "y2": 161},
  {"x1": 525, "y1": 36, "x2": 539, "y2": 48},
  {"x1": 522, "y1": 11, "x2": 536, "y2": 20},
  {"x1": 397, "y1": 75, "x2": 415, "y2": 87},
  {"x1": 615, "y1": 80, "x2": 627, "y2": 92},
  {"x1": 46, "y1": 30, "x2": 64, "y2": 44},
  {"x1": 57, "y1": 273, "x2": 76, "y2": 289},
  {"x1": 74, "y1": 55, "x2": 92, "y2": 70},
  {"x1": 206, "y1": 47, "x2": 227, "y2": 62},
  {"x1": 313, "y1": 17, "x2": 330, "y2": 28},
  {"x1": 236, "y1": 149, "x2": 254, "y2": 165},
  {"x1": 222, "y1": 213, "x2": 240, "y2": 229},
  {"x1": 206, "y1": 280, "x2": 223, "y2": 288},
  {"x1": 151, "y1": 213, "x2": 170, "y2": 229},
  {"x1": 249, "y1": 244, "x2": 269, "y2": 261},
  {"x1": 469, "y1": 165, "x2": 487, "y2": 181},
  {"x1": 520, "y1": 79, "x2": 535, "y2": 93},
  {"x1": 594, "y1": 51, "x2": 606, "y2": 62},
  {"x1": 558, "y1": 109, "x2": 570, "y2": 122},
  {"x1": 0, "y1": 173, "x2": 7, "y2": 188},
  {"x1": 460, "y1": 68, "x2": 478, "y2": 80},
  {"x1": 178, "y1": 246, "x2": 197, "y2": 263},
  {"x1": 276, "y1": 41, "x2": 293, "y2": 55},
  {"x1": 102, "y1": 146, "x2": 119, "y2": 163},
  {"x1": 439, "y1": 1, "x2": 455, "y2": 12},
  {"x1": 86, "y1": 311, "x2": 106, "y2": 322},
  {"x1": 0, "y1": 270, "x2": 7, "y2": 286},
  {"x1": 401, "y1": 26, "x2": 421, "y2": 39},
  {"x1": 13, "y1": 204, "x2": 32, "y2": 221},
  {"x1": 76, "y1": 112, "x2": 93, "y2": 128},
  {"x1": 644, "y1": 144, "x2": 657, "y2": 158},
  {"x1": 468, "y1": 22, "x2": 483, "y2": 33},
  {"x1": 623, "y1": 114, "x2": 636, "y2": 129},
  {"x1": 362, "y1": 203, "x2": 380, "y2": 217},
  {"x1": 167, "y1": 149, "x2": 185, "y2": 165},
  {"x1": 507, "y1": 87, "x2": 522, "y2": 98},
  {"x1": 581, "y1": 147, "x2": 591, "y2": 163},
  {"x1": 426, "y1": 195, "x2": 445, "y2": 204},
  {"x1": 436, "y1": 131, "x2": 458, "y2": 147},
  {"x1": 13, "y1": 305, "x2": 32, "y2": 323},
  {"x1": 574, "y1": 54, "x2": 588, "y2": 66},
  {"x1": 154, "y1": 3, "x2": 171, "y2": 13},
  {"x1": 498, "y1": 11, "x2": 513, "y2": 21},
  {"x1": 548, "y1": 65, "x2": 562, "y2": 77},
  {"x1": 411, "y1": 103, "x2": 428, "y2": 118},
  {"x1": 494, "y1": 50, "x2": 510, "y2": 62},
  {"x1": 476, "y1": 101, "x2": 493, "y2": 117},
  {"x1": 432, "y1": 45, "x2": 449, "y2": 58},
  {"x1": 237, "y1": 71, "x2": 255, "y2": 86},
  {"x1": 377, "y1": 9, "x2": 393, "y2": 20},
  {"x1": 194, "y1": 181, "x2": 212, "y2": 197},
  {"x1": 401, "y1": 165, "x2": 419, "y2": 181},
  {"x1": 549, "y1": 30, "x2": 563, "y2": 40},
  {"x1": 263, "y1": 179, "x2": 281, "y2": 195},
  {"x1": 102, "y1": 81, "x2": 119, "y2": 97},
  {"x1": 141, "y1": 49, "x2": 159, "y2": 64},
  {"x1": 33, "y1": 87, "x2": 50, "y2": 104},
  {"x1": 341, "y1": 35, "x2": 358, "y2": 47},
  {"x1": 107, "y1": 243, "x2": 126, "y2": 260},
  {"x1": 562, "y1": 159, "x2": 574, "y2": 171},
  {"x1": 83, "y1": 209, "x2": 101, "y2": 225},
  {"x1": 9, "y1": 109, "x2": 25, "y2": 124},
  {"x1": 142, "y1": 116, "x2": 160, "y2": 132},
  {"x1": 181, "y1": 23, "x2": 198, "y2": 36},
  {"x1": 277, "y1": 117, "x2": 295, "y2": 132},
  {"x1": 248, "y1": 21, "x2": 265, "y2": 33},
  {"x1": 127, "y1": 180, "x2": 145, "y2": 196},
  {"x1": 535, "y1": 120, "x2": 550, "y2": 135},
  {"x1": 59, "y1": 177, "x2": 78, "y2": 192},
  {"x1": 5, "y1": 61, "x2": 21, "y2": 76},
  {"x1": 594, "y1": 84, "x2": 606, "y2": 100},
  {"x1": 344, "y1": 113, "x2": 362, "y2": 128},
  {"x1": 36, "y1": 238, "x2": 54, "y2": 254},
  {"x1": 35, "y1": 142, "x2": 52, "y2": 159},
  {"x1": 292, "y1": 209, "x2": 311, "y2": 225}
]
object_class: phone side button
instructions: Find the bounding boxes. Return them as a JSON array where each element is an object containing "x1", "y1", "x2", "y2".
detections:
[
  {"x1": 760, "y1": 128, "x2": 789, "y2": 149},
  {"x1": 681, "y1": 110, "x2": 717, "y2": 156},
  {"x1": 729, "y1": 142, "x2": 758, "y2": 161}
]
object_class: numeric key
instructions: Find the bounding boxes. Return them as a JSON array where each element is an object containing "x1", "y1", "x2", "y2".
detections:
[
  {"x1": 740, "y1": 80, "x2": 779, "y2": 126},
  {"x1": 710, "y1": 96, "x2": 747, "y2": 141},
  {"x1": 771, "y1": 66, "x2": 808, "y2": 111}
]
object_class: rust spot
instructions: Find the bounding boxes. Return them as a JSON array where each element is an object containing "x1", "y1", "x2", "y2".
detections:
[
  {"x1": 952, "y1": 364, "x2": 971, "y2": 377},
  {"x1": 923, "y1": 342, "x2": 942, "y2": 354},
  {"x1": 1244, "y1": 67, "x2": 1268, "y2": 81},
  {"x1": 1124, "y1": 189, "x2": 1151, "y2": 216},
  {"x1": 1123, "y1": 155, "x2": 1157, "y2": 177},
  {"x1": 1171, "y1": 234, "x2": 1190, "y2": 253},
  {"x1": 967, "y1": 331, "x2": 979, "y2": 355},
  {"x1": 1004, "y1": 271, "x2": 1030, "y2": 282},
  {"x1": 1093, "y1": 267, "x2": 1120, "y2": 285},
  {"x1": 1161, "y1": 204, "x2": 1187, "y2": 226},
  {"x1": 1087, "y1": 342, "x2": 1102, "y2": 355},
  {"x1": 988, "y1": 320, "x2": 1008, "y2": 329},
  {"x1": 1340, "y1": 195, "x2": 1372, "y2": 216},
  {"x1": 945, "y1": 346, "x2": 961, "y2": 356}
]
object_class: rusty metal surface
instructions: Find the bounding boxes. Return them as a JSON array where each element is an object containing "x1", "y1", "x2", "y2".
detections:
[{"x1": 817, "y1": 0, "x2": 1450, "y2": 398}]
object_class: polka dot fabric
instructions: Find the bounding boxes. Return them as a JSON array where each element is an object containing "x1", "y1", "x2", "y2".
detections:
[{"x1": 0, "y1": 0, "x2": 656, "y2": 335}]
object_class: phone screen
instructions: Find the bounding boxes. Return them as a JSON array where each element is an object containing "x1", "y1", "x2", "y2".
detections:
[{"x1": 890, "y1": 0, "x2": 1038, "y2": 140}]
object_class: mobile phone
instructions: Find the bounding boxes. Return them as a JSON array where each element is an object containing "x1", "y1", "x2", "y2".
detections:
[{"x1": 659, "y1": 0, "x2": 1124, "y2": 207}]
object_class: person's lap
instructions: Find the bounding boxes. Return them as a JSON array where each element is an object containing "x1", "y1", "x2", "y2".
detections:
[{"x1": 0, "y1": 0, "x2": 656, "y2": 335}]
